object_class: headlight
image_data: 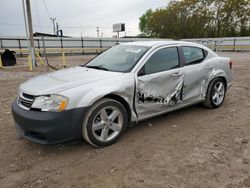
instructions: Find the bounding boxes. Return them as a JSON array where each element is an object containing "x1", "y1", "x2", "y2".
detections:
[{"x1": 31, "y1": 94, "x2": 68, "y2": 112}]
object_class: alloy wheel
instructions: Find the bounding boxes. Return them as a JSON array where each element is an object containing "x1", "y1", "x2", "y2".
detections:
[
  {"x1": 92, "y1": 106, "x2": 123, "y2": 142},
  {"x1": 212, "y1": 82, "x2": 225, "y2": 106}
]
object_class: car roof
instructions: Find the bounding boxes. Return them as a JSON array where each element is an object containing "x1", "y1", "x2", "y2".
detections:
[
  {"x1": 121, "y1": 40, "x2": 205, "y2": 48},
  {"x1": 120, "y1": 40, "x2": 217, "y2": 58}
]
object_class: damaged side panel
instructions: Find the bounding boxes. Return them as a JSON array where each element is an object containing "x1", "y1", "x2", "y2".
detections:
[
  {"x1": 181, "y1": 62, "x2": 212, "y2": 102},
  {"x1": 135, "y1": 69, "x2": 185, "y2": 117},
  {"x1": 182, "y1": 58, "x2": 229, "y2": 102},
  {"x1": 134, "y1": 57, "x2": 229, "y2": 120}
]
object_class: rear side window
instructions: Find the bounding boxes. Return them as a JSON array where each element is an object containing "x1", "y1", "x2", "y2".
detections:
[
  {"x1": 144, "y1": 47, "x2": 179, "y2": 75},
  {"x1": 182, "y1": 46, "x2": 207, "y2": 66}
]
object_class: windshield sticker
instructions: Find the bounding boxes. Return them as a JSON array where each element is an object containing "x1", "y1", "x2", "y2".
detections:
[{"x1": 126, "y1": 48, "x2": 142, "y2": 53}]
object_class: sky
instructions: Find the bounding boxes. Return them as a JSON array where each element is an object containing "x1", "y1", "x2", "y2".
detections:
[{"x1": 0, "y1": 0, "x2": 167, "y2": 38}]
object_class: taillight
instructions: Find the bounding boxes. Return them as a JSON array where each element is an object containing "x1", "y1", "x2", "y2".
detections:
[{"x1": 229, "y1": 61, "x2": 232, "y2": 70}]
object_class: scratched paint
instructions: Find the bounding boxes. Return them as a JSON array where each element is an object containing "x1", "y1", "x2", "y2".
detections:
[
  {"x1": 137, "y1": 79, "x2": 184, "y2": 105},
  {"x1": 135, "y1": 73, "x2": 185, "y2": 116}
]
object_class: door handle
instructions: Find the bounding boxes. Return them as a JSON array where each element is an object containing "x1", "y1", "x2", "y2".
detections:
[
  {"x1": 172, "y1": 72, "x2": 182, "y2": 77},
  {"x1": 205, "y1": 65, "x2": 213, "y2": 69}
]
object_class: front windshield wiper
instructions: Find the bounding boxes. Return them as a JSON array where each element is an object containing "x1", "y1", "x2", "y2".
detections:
[{"x1": 85, "y1": 65, "x2": 109, "y2": 71}]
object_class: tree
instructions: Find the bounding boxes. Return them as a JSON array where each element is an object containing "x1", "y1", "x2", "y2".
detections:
[
  {"x1": 138, "y1": 0, "x2": 250, "y2": 38},
  {"x1": 139, "y1": 9, "x2": 154, "y2": 37}
]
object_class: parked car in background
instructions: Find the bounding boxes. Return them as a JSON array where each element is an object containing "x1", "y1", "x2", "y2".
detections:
[{"x1": 12, "y1": 41, "x2": 233, "y2": 146}]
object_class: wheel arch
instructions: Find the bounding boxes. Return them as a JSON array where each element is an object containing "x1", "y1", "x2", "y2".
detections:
[
  {"x1": 103, "y1": 94, "x2": 132, "y2": 123},
  {"x1": 209, "y1": 76, "x2": 227, "y2": 92},
  {"x1": 205, "y1": 76, "x2": 227, "y2": 99},
  {"x1": 216, "y1": 76, "x2": 227, "y2": 90}
]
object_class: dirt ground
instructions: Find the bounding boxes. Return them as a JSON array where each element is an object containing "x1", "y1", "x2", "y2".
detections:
[{"x1": 0, "y1": 52, "x2": 250, "y2": 188}]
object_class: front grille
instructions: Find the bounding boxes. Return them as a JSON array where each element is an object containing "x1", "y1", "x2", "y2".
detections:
[
  {"x1": 22, "y1": 93, "x2": 35, "y2": 100},
  {"x1": 17, "y1": 92, "x2": 35, "y2": 110}
]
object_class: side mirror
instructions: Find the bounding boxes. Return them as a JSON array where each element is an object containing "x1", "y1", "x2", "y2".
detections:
[{"x1": 138, "y1": 67, "x2": 145, "y2": 77}]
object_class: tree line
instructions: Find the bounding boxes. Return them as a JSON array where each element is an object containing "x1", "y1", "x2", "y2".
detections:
[{"x1": 139, "y1": 0, "x2": 250, "y2": 39}]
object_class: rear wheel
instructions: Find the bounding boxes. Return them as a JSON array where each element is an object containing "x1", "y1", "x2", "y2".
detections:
[
  {"x1": 82, "y1": 98, "x2": 128, "y2": 147},
  {"x1": 203, "y1": 78, "x2": 226, "y2": 108}
]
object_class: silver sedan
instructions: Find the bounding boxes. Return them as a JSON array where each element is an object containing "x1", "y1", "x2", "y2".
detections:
[{"x1": 12, "y1": 41, "x2": 233, "y2": 146}]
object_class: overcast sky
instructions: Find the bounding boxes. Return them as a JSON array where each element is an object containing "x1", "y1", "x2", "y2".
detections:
[{"x1": 0, "y1": 0, "x2": 167, "y2": 38}]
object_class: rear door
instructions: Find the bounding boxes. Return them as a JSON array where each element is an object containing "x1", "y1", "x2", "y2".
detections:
[
  {"x1": 135, "y1": 46, "x2": 185, "y2": 118},
  {"x1": 180, "y1": 46, "x2": 211, "y2": 102}
]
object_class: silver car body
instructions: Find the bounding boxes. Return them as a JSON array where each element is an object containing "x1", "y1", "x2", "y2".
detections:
[{"x1": 18, "y1": 41, "x2": 233, "y2": 123}]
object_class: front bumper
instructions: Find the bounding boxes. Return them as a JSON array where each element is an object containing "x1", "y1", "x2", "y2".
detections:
[{"x1": 11, "y1": 100, "x2": 89, "y2": 144}]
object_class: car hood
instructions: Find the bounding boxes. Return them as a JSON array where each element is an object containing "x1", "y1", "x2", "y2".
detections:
[{"x1": 20, "y1": 66, "x2": 123, "y2": 95}]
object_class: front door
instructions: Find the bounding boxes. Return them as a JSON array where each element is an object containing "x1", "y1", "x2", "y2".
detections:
[{"x1": 135, "y1": 46, "x2": 185, "y2": 118}]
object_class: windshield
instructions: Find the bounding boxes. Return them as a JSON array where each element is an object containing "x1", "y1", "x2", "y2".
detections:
[{"x1": 85, "y1": 45, "x2": 149, "y2": 72}]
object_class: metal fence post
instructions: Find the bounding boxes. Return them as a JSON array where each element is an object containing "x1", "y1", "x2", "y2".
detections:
[
  {"x1": 60, "y1": 37, "x2": 64, "y2": 50},
  {"x1": 37, "y1": 39, "x2": 41, "y2": 55},
  {"x1": 60, "y1": 37, "x2": 66, "y2": 67},
  {"x1": 100, "y1": 39, "x2": 102, "y2": 53},
  {"x1": 18, "y1": 39, "x2": 23, "y2": 57},
  {"x1": 41, "y1": 36, "x2": 49, "y2": 71},
  {"x1": 233, "y1": 38, "x2": 236, "y2": 52},
  {"x1": 0, "y1": 39, "x2": 3, "y2": 49},
  {"x1": 81, "y1": 36, "x2": 84, "y2": 55},
  {"x1": 60, "y1": 37, "x2": 63, "y2": 48},
  {"x1": 0, "y1": 54, "x2": 3, "y2": 68}
]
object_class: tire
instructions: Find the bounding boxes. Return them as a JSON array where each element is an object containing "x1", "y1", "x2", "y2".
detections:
[
  {"x1": 82, "y1": 98, "x2": 128, "y2": 147},
  {"x1": 203, "y1": 78, "x2": 226, "y2": 108}
]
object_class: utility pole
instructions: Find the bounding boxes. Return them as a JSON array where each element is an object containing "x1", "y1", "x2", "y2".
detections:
[
  {"x1": 25, "y1": 0, "x2": 36, "y2": 67},
  {"x1": 50, "y1": 18, "x2": 56, "y2": 35},
  {"x1": 96, "y1": 27, "x2": 100, "y2": 38},
  {"x1": 22, "y1": 0, "x2": 30, "y2": 52},
  {"x1": 56, "y1": 22, "x2": 59, "y2": 36}
]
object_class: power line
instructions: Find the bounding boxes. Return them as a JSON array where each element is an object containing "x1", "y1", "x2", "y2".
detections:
[
  {"x1": 0, "y1": 22, "x2": 50, "y2": 28},
  {"x1": 34, "y1": 0, "x2": 42, "y2": 32},
  {"x1": 41, "y1": 0, "x2": 55, "y2": 34},
  {"x1": 0, "y1": 22, "x2": 104, "y2": 29},
  {"x1": 42, "y1": 0, "x2": 51, "y2": 19},
  {"x1": 0, "y1": 22, "x2": 24, "y2": 26},
  {"x1": 0, "y1": 22, "x2": 135, "y2": 31}
]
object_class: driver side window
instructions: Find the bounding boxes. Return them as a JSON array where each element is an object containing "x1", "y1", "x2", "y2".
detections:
[{"x1": 142, "y1": 47, "x2": 179, "y2": 75}]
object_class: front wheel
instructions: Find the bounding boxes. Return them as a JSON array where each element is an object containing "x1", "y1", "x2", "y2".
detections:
[
  {"x1": 203, "y1": 78, "x2": 226, "y2": 108},
  {"x1": 82, "y1": 98, "x2": 128, "y2": 147}
]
